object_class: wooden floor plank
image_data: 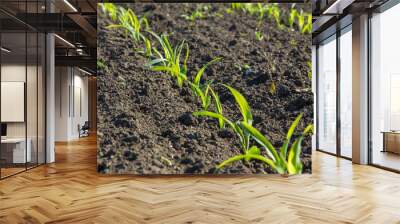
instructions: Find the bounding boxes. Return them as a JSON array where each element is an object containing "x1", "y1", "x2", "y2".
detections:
[{"x1": 0, "y1": 135, "x2": 399, "y2": 223}]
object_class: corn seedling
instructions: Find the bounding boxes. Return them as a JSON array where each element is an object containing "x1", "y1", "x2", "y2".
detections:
[
  {"x1": 227, "y1": 3, "x2": 311, "y2": 34},
  {"x1": 297, "y1": 10, "x2": 305, "y2": 33},
  {"x1": 188, "y1": 57, "x2": 222, "y2": 110},
  {"x1": 244, "y1": 4, "x2": 259, "y2": 16},
  {"x1": 241, "y1": 114, "x2": 313, "y2": 175},
  {"x1": 231, "y1": 3, "x2": 246, "y2": 12},
  {"x1": 194, "y1": 85, "x2": 253, "y2": 165},
  {"x1": 182, "y1": 7, "x2": 205, "y2": 21},
  {"x1": 231, "y1": 3, "x2": 267, "y2": 21},
  {"x1": 271, "y1": 6, "x2": 282, "y2": 28},
  {"x1": 107, "y1": 7, "x2": 148, "y2": 42},
  {"x1": 146, "y1": 31, "x2": 189, "y2": 88},
  {"x1": 255, "y1": 31, "x2": 264, "y2": 41},
  {"x1": 97, "y1": 59, "x2": 106, "y2": 70},
  {"x1": 288, "y1": 8, "x2": 297, "y2": 29},
  {"x1": 194, "y1": 85, "x2": 287, "y2": 172},
  {"x1": 100, "y1": 3, "x2": 118, "y2": 21},
  {"x1": 225, "y1": 8, "x2": 234, "y2": 14},
  {"x1": 301, "y1": 13, "x2": 312, "y2": 34},
  {"x1": 256, "y1": 3, "x2": 268, "y2": 20}
]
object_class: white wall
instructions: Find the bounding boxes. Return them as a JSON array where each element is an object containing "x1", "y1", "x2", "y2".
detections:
[{"x1": 55, "y1": 66, "x2": 89, "y2": 141}]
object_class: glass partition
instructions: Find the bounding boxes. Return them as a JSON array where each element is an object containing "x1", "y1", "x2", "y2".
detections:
[
  {"x1": 339, "y1": 26, "x2": 352, "y2": 158},
  {"x1": 370, "y1": 3, "x2": 400, "y2": 171},
  {"x1": 0, "y1": 1, "x2": 46, "y2": 179},
  {"x1": 38, "y1": 32, "x2": 45, "y2": 165},
  {"x1": 1, "y1": 31, "x2": 28, "y2": 177},
  {"x1": 317, "y1": 35, "x2": 337, "y2": 154},
  {"x1": 27, "y1": 31, "x2": 38, "y2": 169}
]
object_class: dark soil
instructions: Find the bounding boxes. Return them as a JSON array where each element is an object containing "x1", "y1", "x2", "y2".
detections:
[{"x1": 97, "y1": 3, "x2": 313, "y2": 174}]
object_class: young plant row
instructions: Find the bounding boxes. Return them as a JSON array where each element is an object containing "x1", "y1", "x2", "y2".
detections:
[
  {"x1": 100, "y1": 4, "x2": 313, "y2": 175},
  {"x1": 100, "y1": 3, "x2": 152, "y2": 57},
  {"x1": 230, "y1": 3, "x2": 312, "y2": 34}
]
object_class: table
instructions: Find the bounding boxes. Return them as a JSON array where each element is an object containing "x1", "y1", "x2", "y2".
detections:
[
  {"x1": 1, "y1": 138, "x2": 31, "y2": 163},
  {"x1": 382, "y1": 131, "x2": 400, "y2": 154}
]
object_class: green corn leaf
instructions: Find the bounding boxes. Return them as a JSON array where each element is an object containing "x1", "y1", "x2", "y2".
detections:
[
  {"x1": 246, "y1": 154, "x2": 283, "y2": 174},
  {"x1": 240, "y1": 122, "x2": 280, "y2": 163},
  {"x1": 183, "y1": 43, "x2": 190, "y2": 75},
  {"x1": 279, "y1": 113, "x2": 303, "y2": 161},
  {"x1": 140, "y1": 17, "x2": 149, "y2": 30},
  {"x1": 194, "y1": 111, "x2": 245, "y2": 144},
  {"x1": 287, "y1": 113, "x2": 303, "y2": 139},
  {"x1": 194, "y1": 57, "x2": 222, "y2": 86},
  {"x1": 151, "y1": 65, "x2": 175, "y2": 74},
  {"x1": 223, "y1": 84, "x2": 253, "y2": 125},
  {"x1": 162, "y1": 41, "x2": 173, "y2": 61},
  {"x1": 146, "y1": 58, "x2": 166, "y2": 67},
  {"x1": 209, "y1": 88, "x2": 224, "y2": 129},
  {"x1": 303, "y1": 124, "x2": 314, "y2": 135},
  {"x1": 193, "y1": 111, "x2": 235, "y2": 131},
  {"x1": 147, "y1": 30, "x2": 162, "y2": 43},
  {"x1": 177, "y1": 73, "x2": 187, "y2": 87},
  {"x1": 127, "y1": 9, "x2": 139, "y2": 30},
  {"x1": 175, "y1": 40, "x2": 186, "y2": 68},
  {"x1": 144, "y1": 38, "x2": 152, "y2": 57},
  {"x1": 245, "y1": 146, "x2": 260, "y2": 162},
  {"x1": 161, "y1": 35, "x2": 174, "y2": 60},
  {"x1": 247, "y1": 146, "x2": 260, "y2": 155},
  {"x1": 297, "y1": 13, "x2": 305, "y2": 31},
  {"x1": 189, "y1": 82, "x2": 207, "y2": 109},
  {"x1": 97, "y1": 59, "x2": 105, "y2": 70},
  {"x1": 287, "y1": 124, "x2": 312, "y2": 175},
  {"x1": 152, "y1": 48, "x2": 164, "y2": 63},
  {"x1": 289, "y1": 9, "x2": 297, "y2": 28},
  {"x1": 204, "y1": 84, "x2": 212, "y2": 110},
  {"x1": 287, "y1": 137, "x2": 303, "y2": 175},
  {"x1": 106, "y1": 24, "x2": 124, "y2": 30},
  {"x1": 216, "y1": 154, "x2": 246, "y2": 169}
]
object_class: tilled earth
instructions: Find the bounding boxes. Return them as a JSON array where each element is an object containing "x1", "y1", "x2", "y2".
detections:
[{"x1": 97, "y1": 3, "x2": 313, "y2": 174}]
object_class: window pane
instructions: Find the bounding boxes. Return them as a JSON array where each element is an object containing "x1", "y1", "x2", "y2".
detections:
[
  {"x1": 371, "y1": 3, "x2": 400, "y2": 171},
  {"x1": 318, "y1": 36, "x2": 337, "y2": 154},
  {"x1": 1, "y1": 31, "x2": 27, "y2": 177},
  {"x1": 340, "y1": 28, "x2": 352, "y2": 158}
]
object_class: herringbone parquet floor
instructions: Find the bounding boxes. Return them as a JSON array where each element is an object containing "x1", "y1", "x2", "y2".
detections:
[{"x1": 0, "y1": 135, "x2": 400, "y2": 224}]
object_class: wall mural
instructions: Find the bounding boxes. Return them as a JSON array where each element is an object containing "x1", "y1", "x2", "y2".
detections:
[{"x1": 97, "y1": 3, "x2": 313, "y2": 175}]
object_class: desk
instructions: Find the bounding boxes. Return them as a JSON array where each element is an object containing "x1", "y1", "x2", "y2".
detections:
[
  {"x1": 382, "y1": 131, "x2": 400, "y2": 154},
  {"x1": 1, "y1": 138, "x2": 31, "y2": 163}
]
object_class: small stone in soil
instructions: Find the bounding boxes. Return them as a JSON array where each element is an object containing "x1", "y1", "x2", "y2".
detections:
[
  {"x1": 178, "y1": 112, "x2": 198, "y2": 126},
  {"x1": 180, "y1": 157, "x2": 194, "y2": 164},
  {"x1": 121, "y1": 135, "x2": 140, "y2": 144},
  {"x1": 184, "y1": 161, "x2": 205, "y2": 173},
  {"x1": 229, "y1": 24, "x2": 236, "y2": 31},
  {"x1": 124, "y1": 150, "x2": 138, "y2": 161},
  {"x1": 115, "y1": 163, "x2": 125, "y2": 170},
  {"x1": 277, "y1": 85, "x2": 290, "y2": 97},
  {"x1": 243, "y1": 68, "x2": 255, "y2": 77},
  {"x1": 218, "y1": 129, "x2": 234, "y2": 138},
  {"x1": 228, "y1": 40, "x2": 237, "y2": 46}
]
